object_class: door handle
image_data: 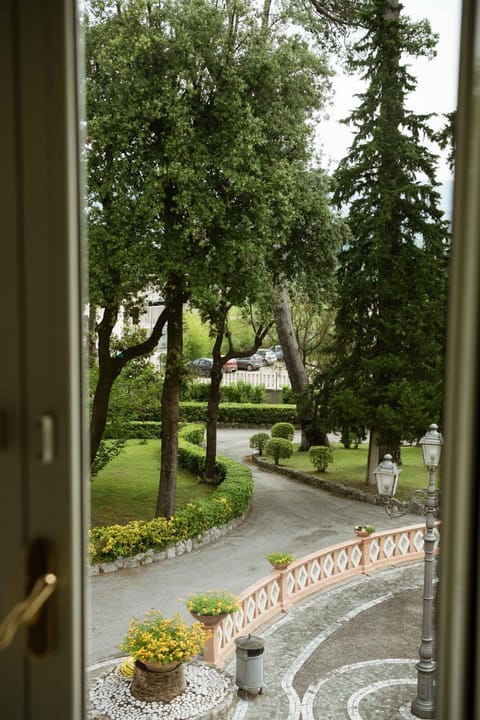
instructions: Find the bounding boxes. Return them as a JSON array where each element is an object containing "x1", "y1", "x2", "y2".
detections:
[{"x1": 0, "y1": 572, "x2": 57, "y2": 651}]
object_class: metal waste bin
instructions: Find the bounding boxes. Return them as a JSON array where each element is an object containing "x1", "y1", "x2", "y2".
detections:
[{"x1": 235, "y1": 634, "x2": 264, "y2": 694}]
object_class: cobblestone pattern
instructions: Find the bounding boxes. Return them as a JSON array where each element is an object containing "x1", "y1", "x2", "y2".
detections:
[{"x1": 226, "y1": 563, "x2": 435, "y2": 720}]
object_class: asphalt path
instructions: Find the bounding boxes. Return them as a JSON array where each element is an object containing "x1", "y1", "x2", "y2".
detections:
[{"x1": 87, "y1": 428, "x2": 418, "y2": 667}]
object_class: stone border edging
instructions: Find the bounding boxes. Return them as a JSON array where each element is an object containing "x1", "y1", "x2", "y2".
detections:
[
  {"x1": 252, "y1": 455, "x2": 425, "y2": 514},
  {"x1": 88, "y1": 512, "x2": 249, "y2": 577}
]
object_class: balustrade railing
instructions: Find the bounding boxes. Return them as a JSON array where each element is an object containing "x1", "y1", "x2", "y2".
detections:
[{"x1": 202, "y1": 522, "x2": 440, "y2": 668}]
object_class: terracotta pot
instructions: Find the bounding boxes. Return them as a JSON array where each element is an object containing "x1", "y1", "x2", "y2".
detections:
[
  {"x1": 354, "y1": 528, "x2": 370, "y2": 538},
  {"x1": 190, "y1": 612, "x2": 228, "y2": 626},
  {"x1": 142, "y1": 660, "x2": 181, "y2": 672},
  {"x1": 271, "y1": 562, "x2": 290, "y2": 571}
]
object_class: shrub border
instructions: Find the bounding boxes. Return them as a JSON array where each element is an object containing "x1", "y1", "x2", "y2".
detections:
[{"x1": 89, "y1": 425, "x2": 254, "y2": 573}]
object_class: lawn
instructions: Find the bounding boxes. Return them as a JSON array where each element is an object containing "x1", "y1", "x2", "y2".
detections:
[
  {"x1": 90, "y1": 439, "x2": 215, "y2": 527},
  {"x1": 264, "y1": 442, "x2": 436, "y2": 502}
]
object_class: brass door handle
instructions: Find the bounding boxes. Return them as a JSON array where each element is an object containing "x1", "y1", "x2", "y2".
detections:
[{"x1": 0, "y1": 573, "x2": 57, "y2": 651}]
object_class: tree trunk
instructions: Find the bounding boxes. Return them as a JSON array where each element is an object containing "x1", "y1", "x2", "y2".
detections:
[
  {"x1": 156, "y1": 287, "x2": 183, "y2": 518},
  {"x1": 274, "y1": 285, "x2": 309, "y2": 394},
  {"x1": 204, "y1": 365, "x2": 223, "y2": 481},
  {"x1": 273, "y1": 285, "x2": 328, "y2": 450},
  {"x1": 365, "y1": 429, "x2": 381, "y2": 485},
  {"x1": 365, "y1": 429, "x2": 402, "y2": 485},
  {"x1": 90, "y1": 305, "x2": 123, "y2": 464},
  {"x1": 204, "y1": 325, "x2": 225, "y2": 481},
  {"x1": 90, "y1": 363, "x2": 121, "y2": 464},
  {"x1": 90, "y1": 303, "x2": 168, "y2": 468}
]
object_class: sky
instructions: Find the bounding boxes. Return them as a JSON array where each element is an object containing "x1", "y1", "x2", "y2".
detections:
[{"x1": 316, "y1": 0, "x2": 462, "y2": 185}]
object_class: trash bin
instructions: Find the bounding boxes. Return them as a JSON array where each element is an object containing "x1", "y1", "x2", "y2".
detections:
[{"x1": 235, "y1": 634, "x2": 265, "y2": 694}]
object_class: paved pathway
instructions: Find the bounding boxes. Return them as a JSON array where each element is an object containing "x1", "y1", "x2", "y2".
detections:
[{"x1": 87, "y1": 428, "x2": 429, "y2": 718}]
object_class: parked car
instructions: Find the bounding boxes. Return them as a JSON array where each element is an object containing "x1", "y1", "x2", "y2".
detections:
[
  {"x1": 188, "y1": 357, "x2": 237, "y2": 377},
  {"x1": 235, "y1": 354, "x2": 263, "y2": 371},
  {"x1": 257, "y1": 348, "x2": 277, "y2": 365},
  {"x1": 223, "y1": 358, "x2": 238, "y2": 372},
  {"x1": 188, "y1": 358, "x2": 214, "y2": 377},
  {"x1": 271, "y1": 345, "x2": 284, "y2": 361}
]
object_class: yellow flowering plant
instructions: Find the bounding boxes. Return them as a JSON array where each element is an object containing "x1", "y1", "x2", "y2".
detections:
[
  {"x1": 267, "y1": 552, "x2": 295, "y2": 566},
  {"x1": 120, "y1": 611, "x2": 210, "y2": 665},
  {"x1": 185, "y1": 590, "x2": 240, "y2": 616}
]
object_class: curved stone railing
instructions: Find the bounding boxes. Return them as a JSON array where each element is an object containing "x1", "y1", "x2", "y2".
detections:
[{"x1": 203, "y1": 522, "x2": 440, "y2": 668}]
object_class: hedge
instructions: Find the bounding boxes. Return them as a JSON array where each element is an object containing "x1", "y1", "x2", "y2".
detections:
[
  {"x1": 179, "y1": 402, "x2": 298, "y2": 426},
  {"x1": 89, "y1": 427, "x2": 254, "y2": 564}
]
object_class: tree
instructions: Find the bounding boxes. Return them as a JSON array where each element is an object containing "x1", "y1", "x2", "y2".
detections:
[
  {"x1": 324, "y1": 0, "x2": 449, "y2": 483},
  {"x1": 86, "y1": 0, "x2": 334, "y2": 512},
  {"x1": 272, "y1": 167, "x2": 346, "y2": 450}
]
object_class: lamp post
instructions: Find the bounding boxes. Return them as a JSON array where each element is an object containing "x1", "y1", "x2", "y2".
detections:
[{"x1": 374, "y1": 424, "x2": 442, "y2": 719}]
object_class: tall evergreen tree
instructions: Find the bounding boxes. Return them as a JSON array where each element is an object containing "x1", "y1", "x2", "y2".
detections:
[{"x1": 325, "y1": 0, "x2": 449, "y2": 482}]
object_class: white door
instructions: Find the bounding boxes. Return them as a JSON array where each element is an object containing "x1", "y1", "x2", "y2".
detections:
[{"x1": 0, "y1": 1, "x2": 87, "y2": 718}]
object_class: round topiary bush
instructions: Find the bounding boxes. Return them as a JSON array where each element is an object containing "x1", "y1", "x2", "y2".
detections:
[
  {"x1": 308, "y1": 445, "x2": 334, "y2": 472},
  {"x1": 271, "y1": 422, "x2": 295, "y2": 441},
  {"x1": 265, "y1": 437, "x2": 293, "y2": 465},
  {"x1": 249, "y1": 432, "x2": 271, "y2": 456}
]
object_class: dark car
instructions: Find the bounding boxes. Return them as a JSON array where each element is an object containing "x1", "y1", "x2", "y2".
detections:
[
  {"x1": 188, "y1": 358, "x2": 214, "y2": 377},
  {"x1": 235, "y1": 354, "x2": 263, "y2": 371},
  {"x1": 188, "y1": 357, "x2": 237, "y2": 377}
]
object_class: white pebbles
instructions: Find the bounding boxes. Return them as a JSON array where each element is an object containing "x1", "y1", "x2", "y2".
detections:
[{"x1": 89, "y1": 662, "x2": 236, "y2": 720}]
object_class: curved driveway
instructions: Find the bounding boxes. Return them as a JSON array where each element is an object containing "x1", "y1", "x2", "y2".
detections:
[{"x1": 87, "y1": 429, "x2": 418, "y2": 666}]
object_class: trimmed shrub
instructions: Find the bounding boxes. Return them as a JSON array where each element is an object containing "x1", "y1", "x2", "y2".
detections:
[
  {"x1": 89, "y1": 435, "x2": 254, "y2": 564},
  {"x1": 271, "y1": 422, "x2": 295, "y2": 440},
  {"x1": 249, "y1": 432, "x2": 271, "y2": 456},
  {"x1": 309, "y1": 445, "x2": 334, "y2": 472},
  {"x1": 179, "y1": 402, "x2": 298, "y2": 426},
  {"x1": 281, "y1": 385, "x2": 296, "y2": 404},
  {"x1": 179, "y1": 423, "x2": 205, "y2": 446},
  {"x1": 265, "y1": 437, "x2": 293, "y2": 465},
  {"x1": 222, "y1": 381, "x2": 266, "y2": 404}
]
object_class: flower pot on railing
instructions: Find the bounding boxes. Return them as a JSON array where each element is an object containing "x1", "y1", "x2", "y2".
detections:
[
  {"x1": 354, "y1": 525, "x2": 375, "y2": 538},
  {"x1": 267, "y1": 552, "x2": 295, "y2": 571}
]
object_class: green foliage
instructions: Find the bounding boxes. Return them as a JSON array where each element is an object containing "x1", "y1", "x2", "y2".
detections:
[
  {"x1": 249, "y1": 432, "x2": 271, "y2": 456},
  {"x1": 90, "y1": 352, "x2": 162, "y2": 424},
  {"x1": 265, "y1": 437, "x2": 294, "y2": 465},
  {"x1": 179, "y1": 424, "x2": 205, "y2": 447},
  {"x1": 281, "y1": 385, "x2": 296, "y2": 404},
  {"x1": 185, "y1": 590, "x2": 240, "y2": 616},
  {"x1": 90, "y1": 439, "x2": 126, "y2": 478},
  {"x1": 323, "y1": 0, "x2": 449, "y2": 449},
  {"x1": 271, "y1": 422, "x2": 295, "y2": 440},
  {"x1": 179, "y1": 402, "x2": 298, "y2": 426},
  {"x1": 183, "y1": 310, "x2": 212, "y2": 361},
  {"x1": 267, "y1": 551, "x2": 295, "y2": 566},
  {"x1": 182, "y1": 380, "x2": 266, "y2": 404},
  {"x1": 221, "y1": 381, "x2": 266, "y2": 404},
  {"x1": 308, "y1": 445, "x2": 334, "y2": 472},
  {"x1": 89, "y1": 437, "x2": 254, "y2": 563}
]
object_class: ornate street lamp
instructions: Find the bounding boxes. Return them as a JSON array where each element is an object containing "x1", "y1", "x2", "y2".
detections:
[{"x1": 374, "y1": 424, "x2": 442, "y2": 719}]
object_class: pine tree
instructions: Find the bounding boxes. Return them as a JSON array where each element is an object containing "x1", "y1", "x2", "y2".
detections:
[{"x1": 326, "y1": 0, "x2": 450, "y2": 481}]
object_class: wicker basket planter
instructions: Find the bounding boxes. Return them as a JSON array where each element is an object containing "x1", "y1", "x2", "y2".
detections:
[{"x1": 131, "y1": 660, "x2": 186, "y2": 702}]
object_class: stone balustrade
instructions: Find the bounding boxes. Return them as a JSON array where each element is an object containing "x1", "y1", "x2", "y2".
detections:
[{"x1": 203, "y1": 522, "x2": 440, "y2": 668}]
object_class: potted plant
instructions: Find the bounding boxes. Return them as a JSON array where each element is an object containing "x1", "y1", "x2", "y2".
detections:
[
  {"x1": 185, "y1": 590, "x2": 240, "y2": 626},
  {"x1": 267, "y1": 551, "x2": 295, "y2": 570},
  {"x1": 354, "y1": 525, "x2": 376, "y2": 538},
  {"x1": 120, "y1": 610, "x2": 210, "y2": 672}
]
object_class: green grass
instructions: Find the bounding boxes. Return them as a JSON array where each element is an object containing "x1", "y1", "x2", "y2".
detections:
[
  {"x1": 90, "y1": 439, "x2": 215, "y2": 527},
  {"x1": 265, "y1": 442, "x2": 435, "y2": 501}
]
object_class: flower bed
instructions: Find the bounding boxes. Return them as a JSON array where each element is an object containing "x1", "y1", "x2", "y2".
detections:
[{"x1": 89, "y1": 428, "x2": 254, "y2": 565}]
